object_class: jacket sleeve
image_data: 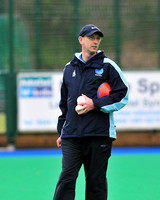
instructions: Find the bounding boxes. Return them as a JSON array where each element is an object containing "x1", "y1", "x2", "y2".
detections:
[
  {"x1": 57, "y1": 74, "x2": 68, "y2": 135},
  {"x1": 93, "y1": 58, "x2": 129, "y2": 113}
]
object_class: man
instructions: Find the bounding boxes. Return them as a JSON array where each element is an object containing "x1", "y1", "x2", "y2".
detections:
[{"x1": 53, "y1": 24, "x2": 129, "y2": 200}]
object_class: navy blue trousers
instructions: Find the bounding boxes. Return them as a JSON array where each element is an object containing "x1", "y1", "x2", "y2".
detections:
[{"x1": 53, "y1": 137, "x2": 112, "y2": 200}]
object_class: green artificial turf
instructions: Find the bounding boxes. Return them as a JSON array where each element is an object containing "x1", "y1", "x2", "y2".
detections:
[
  {"x1": 0, "y1": 154, "x2": 160, "y2": 200},
  {"x1": 108, "y1": 155, "x2": 160, "y2": 200}
]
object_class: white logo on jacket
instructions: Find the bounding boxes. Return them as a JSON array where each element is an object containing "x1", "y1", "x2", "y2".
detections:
[{"x1": 72, "y1": 70, "x2": 76, "y2": 77}]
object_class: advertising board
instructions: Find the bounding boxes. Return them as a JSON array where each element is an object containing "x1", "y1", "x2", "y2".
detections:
[
  {"x1": 17, "y1": 72, "x2": 62, "y2": 132},
  {"x1": 115, "y1": 71, "x2": 160, "y2": 130},
  {"x1": 17, "y1": 71, "x2": 160, "y2": 132}
]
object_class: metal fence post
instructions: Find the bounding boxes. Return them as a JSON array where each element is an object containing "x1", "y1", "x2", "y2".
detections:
[
  {"x1": 9, "y1": 0, "x2": 14, "y2": 74},
  {"x1": 158, "y1": 0, "x2": 160, "y2": 68},
  {"x1": 35, "y1": 0, "x2": 41, "y2": 69},
  {"x1": 6, "y1": 0, "x2": 17, "y2": 144},
  {"x1": 74, "y1": 0, "x2": 80, "y2": 52},
  {"x1": 114, "y1": 0, "x2": 121, "y2": 67}
]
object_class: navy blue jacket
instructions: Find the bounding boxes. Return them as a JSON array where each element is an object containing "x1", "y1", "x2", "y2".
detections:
[{"x1": 57, "y1": 51, "x2": 129, "y2": 139}]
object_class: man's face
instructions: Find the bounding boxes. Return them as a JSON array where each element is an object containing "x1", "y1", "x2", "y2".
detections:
[{"x1": 79, "y1": 33, "x2": 102, "y2": 56}]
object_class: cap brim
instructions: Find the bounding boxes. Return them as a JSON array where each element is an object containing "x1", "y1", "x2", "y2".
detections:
[{"x1": 85, "y1": 30, "x2": 104, "y2": 37}]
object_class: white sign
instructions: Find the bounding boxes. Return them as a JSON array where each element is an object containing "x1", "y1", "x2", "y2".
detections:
[
  {"x1": 17, "y1": 71, "x2": 160, "y2": 132},
  {"x1": 115, "y1": 71, "x2": 160, "y2": 130},
  {"x1": 17, "y1": 72, "x2": 62, "y2": 132}
]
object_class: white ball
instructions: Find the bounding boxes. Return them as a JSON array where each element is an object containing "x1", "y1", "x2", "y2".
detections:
[
  {"x1": 75, "y1": 105, "x2": 84, "y2": 113},
  {"x1": 77, "y1": 96, "x2": 85, "y2": 104}
]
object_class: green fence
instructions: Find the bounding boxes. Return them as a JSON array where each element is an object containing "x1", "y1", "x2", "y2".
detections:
[
  {"x1": 1, "y1": 0, "x2": 160, "y2": 71},
  {"x1": 0, "y1": 0, "x2": 160, "y2": 143}
]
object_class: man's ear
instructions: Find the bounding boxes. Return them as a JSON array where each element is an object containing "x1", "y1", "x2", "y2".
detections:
[{"x1": 78, "y1": 36, "x2": 83, "y2": 45}]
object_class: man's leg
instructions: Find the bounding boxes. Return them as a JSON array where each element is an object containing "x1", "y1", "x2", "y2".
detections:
[
  {"x1": 83, "y1": 137, "x2": 112, "y2": 200},
  {"x1": 53, "y1": 138, "x2": 83, "y2": 200}
]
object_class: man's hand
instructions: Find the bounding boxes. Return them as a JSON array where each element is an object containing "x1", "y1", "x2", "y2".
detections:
[
  {"x1": 56, "y1": 137, "x2": 62, "y2": 147},
  {"x1": 77, "y1": 94, "x2": 95, "y2": 115}
]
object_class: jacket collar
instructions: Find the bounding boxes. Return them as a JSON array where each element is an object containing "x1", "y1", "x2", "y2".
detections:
[{"x1": 71, "y1": 51, "x2": 106, "y2": 69}]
